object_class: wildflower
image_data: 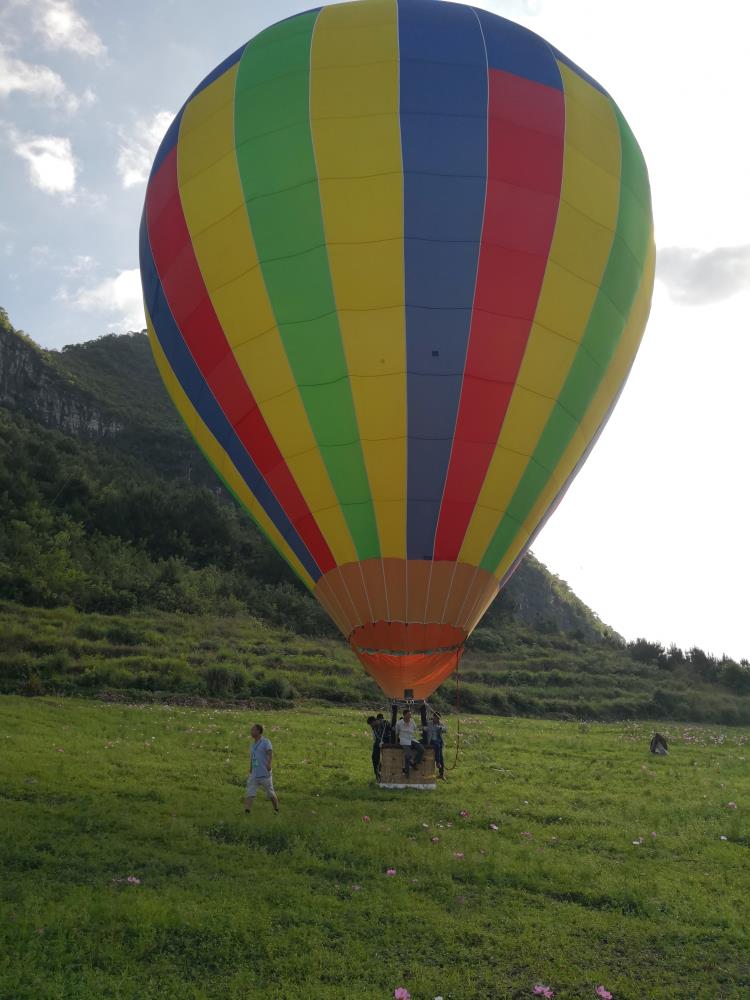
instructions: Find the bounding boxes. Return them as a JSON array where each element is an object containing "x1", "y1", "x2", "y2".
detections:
[
  {"x1": 422, "y1": 822, "x2": 429, "y2": 828},
  {"x1": 727, "y1": 802, "x2": 738, "y2": 809},
  {"x1": 521, "y1": 831, "x2": 532, "y2": 838},
  {"x1": 459, "y1": 809, "x2": 470, "y2": 817},
  {"x1": 533, "y1": 985, "x2": 554, "y2": 998},
  {"x1": 352, "y1": 884, "x2": 362, "y2": 891},
  {"x1": 394, "y1": 988, "x2": 411, "y2": 1000},
  {"x1": 126, "y1": 876, "x2": 141, "y2": 885},
  {"x1": 431, "y1": 836, "x2": 440, "y2": 843},
  {"x1": 434, "y1": 996, "x2": 444, "y2": 1000},
  {"x1": 596, "y1": 987, "x2": 613, "y2": 999},
  {"x1": 489, "y1": 823, "x2": 499, "y2": 831},
  {"x1": 386, "y1": 868, "x2": 397, "y2": 876},
  {"x1": 453, "y1": 851, "x2": 465, "y2": 859},
  {"x1": 720, "y1": 835, "x2": 728, "y2": 841},
  {"x1": 651, "y1": 831, "x2": 657, "y2": 838},
  {"x1": 362, "y1": 815, "x2": 371, "y2": 822},
  {"x1": 632, "y1": 837, "x2": 644, "y2": 845}
]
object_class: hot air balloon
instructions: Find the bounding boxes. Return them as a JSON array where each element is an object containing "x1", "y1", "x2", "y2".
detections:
[{"x1": 140, "y1": 0, "x2": 654, "y2": 705}]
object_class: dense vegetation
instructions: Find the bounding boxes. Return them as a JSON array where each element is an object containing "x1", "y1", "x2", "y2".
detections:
[
  {"x1": 3, "y1": 601, "x2": 750, "y2": 724},
  {"x1": 2, "y1": 697, "x2": 749, "y2": 999},
  {"x1": 1, "y1": 307, "x2": 749, "y2": 723},
  {"x1": 0, "y1": 405, "x2": 330, "y2": 625}
]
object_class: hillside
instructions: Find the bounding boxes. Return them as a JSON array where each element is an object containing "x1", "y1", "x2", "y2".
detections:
[
  {"x1": 0, "y1": 306, "x2": 606, "y2": 637},
  {"x1": 1, "y1": 305, "x2": 748, "y2": 721}
]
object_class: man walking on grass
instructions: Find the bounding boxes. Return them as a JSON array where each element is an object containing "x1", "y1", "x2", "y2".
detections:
[{"x1": 244, "y1": 723, "x2": 280, "y2": 815}]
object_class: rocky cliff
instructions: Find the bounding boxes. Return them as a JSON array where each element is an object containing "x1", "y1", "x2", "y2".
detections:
[{"x1": 0, "y1": 311, "x2": 123, "y2": 439}]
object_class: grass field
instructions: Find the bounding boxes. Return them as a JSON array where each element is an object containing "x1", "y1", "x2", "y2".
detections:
[{"x1": 1, "y1": 697, "x2": 748, "y2": 999}]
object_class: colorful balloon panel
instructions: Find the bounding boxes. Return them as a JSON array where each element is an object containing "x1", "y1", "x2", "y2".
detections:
[{"x1": 140, "y1": 0, "x2": 654, "y2": 700}]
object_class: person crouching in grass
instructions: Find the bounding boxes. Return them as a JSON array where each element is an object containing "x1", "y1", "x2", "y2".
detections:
[{"x1": 244, "y1": 723, "x2": 280, "y2": 815}]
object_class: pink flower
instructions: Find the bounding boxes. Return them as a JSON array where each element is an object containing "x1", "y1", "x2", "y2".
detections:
[
  {"x1": 521, "y1": 831, "x2": 532, "y2": 838},
  {"x1": 651, "y1": 831, "x2": 657, "y2": 838},
  {"x1": 596, "y1": 988, "x2": 613, "y2": 999},
  {"x1": 453, "y1": 851, "x2": 465, "y2": 859},
  {"x1": 459, "y1": 809, "x2": 470, "y2": 817},
  {"x1": 362, "y1": 815, "x2": 371, "y2": 822},
  {"x1": 533, "y1": 985, "x2": 554, "y2": 998},
  {"x1": 394, "y1": 988, "x2": 411, "y2": 1000},
  {"x1": 386, "y1": 868, "x2": 397, "y2": 876},
  {"x1": 126, "y1": 876, "x2": 141, "y2": 885},
  {"x1": 489, "y1": 823, "x2": 499, "y2": 831}
]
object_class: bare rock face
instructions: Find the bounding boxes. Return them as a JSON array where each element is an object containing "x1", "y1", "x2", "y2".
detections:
[{"x1": 0, "y1": 323, "x2": 122, "y2": 439}]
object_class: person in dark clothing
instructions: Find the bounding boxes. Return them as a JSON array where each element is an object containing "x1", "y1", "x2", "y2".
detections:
[
  {"x1": 367, "y1": 715, "x2": 387, "y2": 779},
  {"x1": 650, "y1": 732, "x2": 669, "y2": 755},
  {"x1": 375, "y1": 712, "x2": 393, "y2": 744},
  {"x1": 424, "y1": 711, "x2": 447, "y2": 780}
]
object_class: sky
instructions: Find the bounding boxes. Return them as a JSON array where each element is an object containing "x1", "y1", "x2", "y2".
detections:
[{"x1": 1, "y1": 0, "x2": 748, "y2": 660}]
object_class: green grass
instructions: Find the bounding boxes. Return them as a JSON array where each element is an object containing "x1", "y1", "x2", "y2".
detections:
[{"x1": 1, "y1": 697, "x2": 749, "y2": 998}]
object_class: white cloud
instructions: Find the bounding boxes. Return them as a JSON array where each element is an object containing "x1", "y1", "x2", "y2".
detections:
[
  {"x1": 0, "y1": 45, "x2": 94, "y2": 112},
  {"x1": 60, "y1": 253, "x2": 95, "y2": 276},
  {"x1": 32, "y1": 0, "x2": 106, "y2": 58},
  {"x1": 0, "y1": 46, "x2": 66, "y2": 101},
  {"x1": 10, "y1": 129, "x2": 78, "y2": 197},
  {"x1": 116, "y1": 110, "x2": 173, "y2": 188},
  {"x1": 657, "y1": 245, "x2": 750, "y2": 306},
  {"x1": 61, "y1": 268, "x2": 145, "y2": 332}
]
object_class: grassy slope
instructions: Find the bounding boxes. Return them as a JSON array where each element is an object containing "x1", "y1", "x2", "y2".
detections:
[
  {"x1": 1, "y1": 697, "x2": 749, "y2": 999},
  {"x1": 4, "y1": 601, "x2": 750, "y2": 725}
]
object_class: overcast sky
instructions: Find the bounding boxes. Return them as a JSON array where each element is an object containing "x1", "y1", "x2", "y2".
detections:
[{"x1": 1, "y1": 0, "x2": 748, "y2": 660}]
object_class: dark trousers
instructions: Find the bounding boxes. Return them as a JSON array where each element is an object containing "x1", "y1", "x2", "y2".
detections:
[
  {"x1": 403, "y1": 741, "x2": 424, "y2": 773},
  {"x1": 372, "y1": 743, "x2": 381, "y2": 778},
  {"x1": 431, "y1": 741, "x2": 445, "y2": 774}
]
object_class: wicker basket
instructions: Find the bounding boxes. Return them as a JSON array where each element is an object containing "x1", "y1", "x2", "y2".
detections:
[{"x1": 379, "y1": 745, "x2": 436, "y2": 790}]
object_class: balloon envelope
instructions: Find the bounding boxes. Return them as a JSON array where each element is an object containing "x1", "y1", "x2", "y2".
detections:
[{"x1": 140, "y1": 0, "x2": 654, "y2": 700}]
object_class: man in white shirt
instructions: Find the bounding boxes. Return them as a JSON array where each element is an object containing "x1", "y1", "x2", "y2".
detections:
[
  {"x1": 244, "y1": 723, "x2": 280, "y2": 814},
  {"x1": 394, "y1": 709, "x2": 424, "y2": 775}
]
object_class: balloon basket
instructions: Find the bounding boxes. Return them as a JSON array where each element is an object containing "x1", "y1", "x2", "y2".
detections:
[{"x1": 378, "y1": 746, "x2": 436, "y2": 790}]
